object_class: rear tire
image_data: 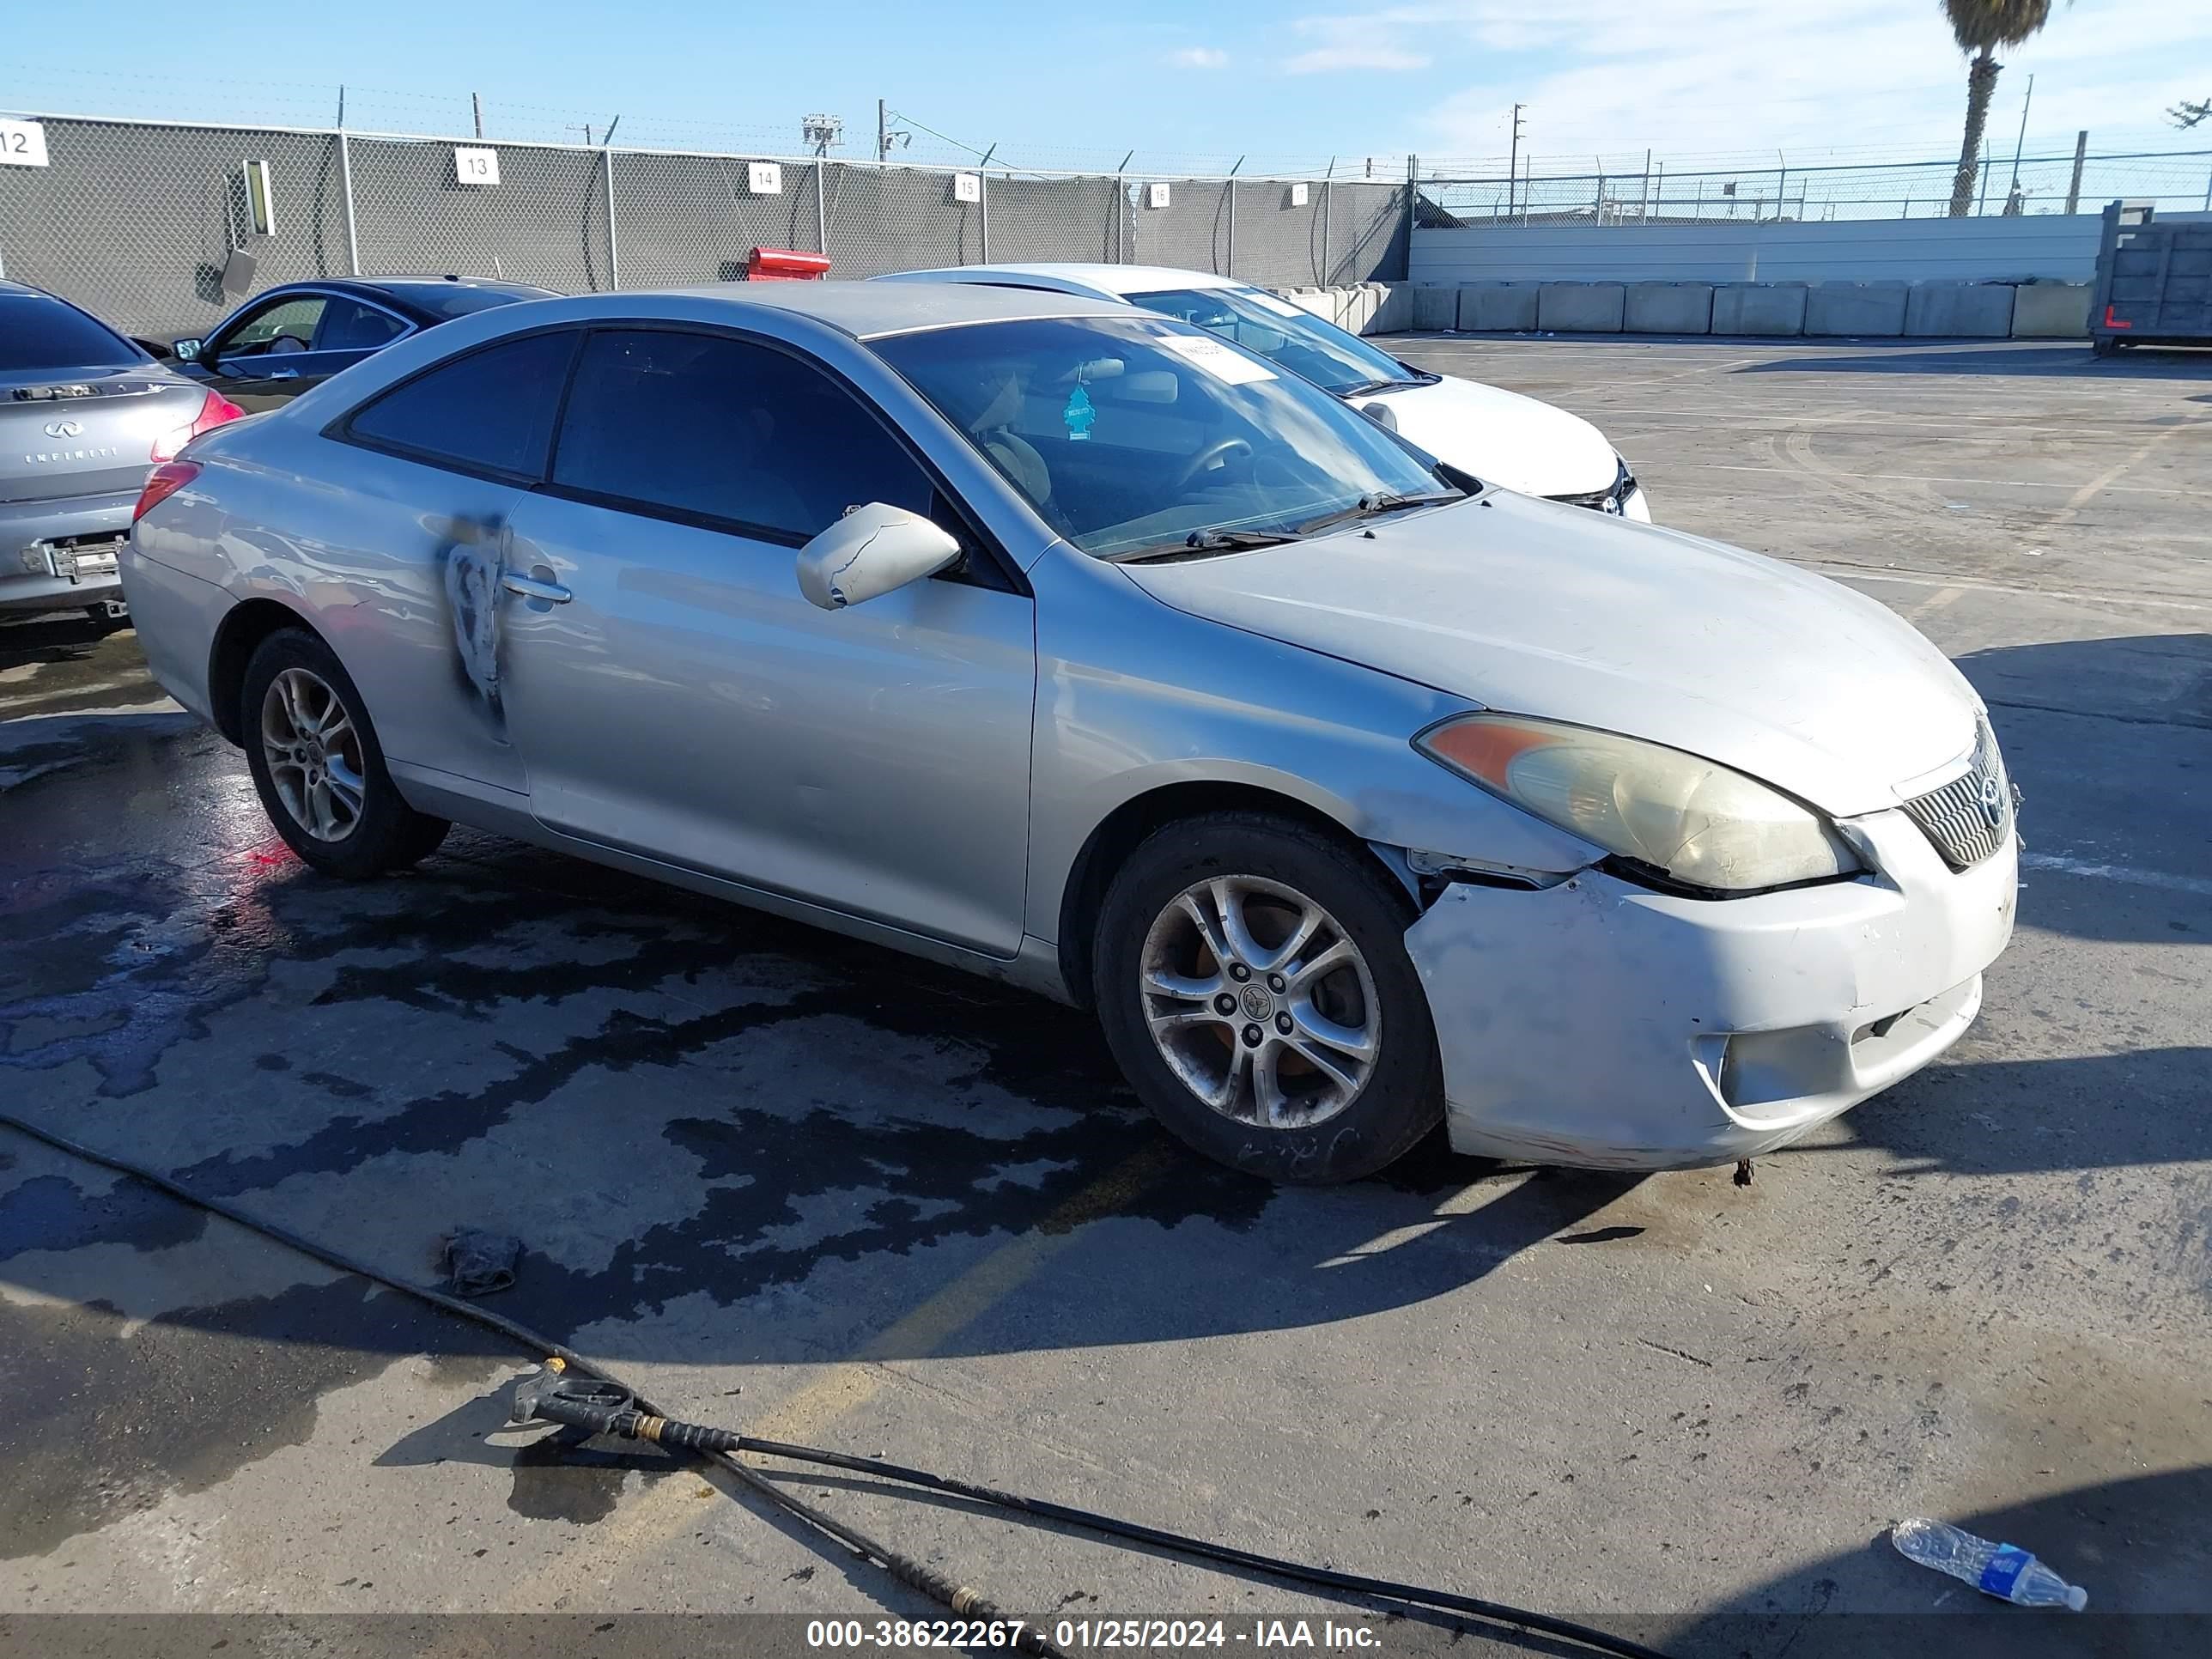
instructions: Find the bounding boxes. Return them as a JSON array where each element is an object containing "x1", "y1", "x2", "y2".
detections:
[
  {"x1": 240, "y1": 629, "x2": 449, "y2": 878},
  {"x1": 1092, "y1": 811, "x2": 1443, "y2": 1183}
]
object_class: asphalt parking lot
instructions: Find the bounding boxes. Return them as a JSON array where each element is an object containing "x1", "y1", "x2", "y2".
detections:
[{"x1": 2, "y1": 334, "x2": 2207, "y2": 1657}]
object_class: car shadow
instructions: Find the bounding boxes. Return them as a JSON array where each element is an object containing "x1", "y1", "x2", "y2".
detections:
[
  {"x1": 1954, "y1": 633, "x2": 2212, "y2": 947},
  {"x1": 3, "y1": 708, "x2": 1658, "y2": 1378},
  {"x1": 1826, "y1": 1045, "x2": 2212, "y2": 1177},
  {"x1": 1666, "y1": 1466, "x2": 2212, "y2": 1656},
  {"x1": 1730, "y1": 341, "x2": 2212, "y2": 379}
]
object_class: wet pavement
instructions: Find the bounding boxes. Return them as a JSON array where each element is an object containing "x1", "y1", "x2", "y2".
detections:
[{"x1": 1, "y1": 337, "x2": 2208, "y2": 1656}]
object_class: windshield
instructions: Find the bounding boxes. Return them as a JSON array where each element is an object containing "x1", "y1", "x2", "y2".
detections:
[
  {"x1": 873, "y1": 315, "x2": 1455, "y2": 559},
  {"x1": 1127, "y1": 285, "x2": 1423, "y2": 395},
  {"x1": 0, "y1": 293, "x2": 148, "y2": 373}
]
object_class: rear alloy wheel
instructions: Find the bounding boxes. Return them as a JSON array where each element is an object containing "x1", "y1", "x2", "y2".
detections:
[
  {"x1": 241, "y1": 629, "x2": 449, "y2": 878},
  {"x1": 263, "y1": 667, "x2": 367, "y2": 842},
  {"x1": 1094, "y1": 813, "x2": 1442, "y2": 1182}
]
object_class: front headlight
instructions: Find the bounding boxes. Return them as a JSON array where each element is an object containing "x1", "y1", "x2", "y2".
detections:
[
  {"x1": 1608, "y1": 453, "x2": 1637, "y2": 513},
  {"x1": 1414, "y1": 714, "x2": 1862, "y2": 894}
]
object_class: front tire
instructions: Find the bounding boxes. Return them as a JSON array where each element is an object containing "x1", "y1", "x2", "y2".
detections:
[
  {"x1": 240, "y1": 629, "x2": 449, "y2": 878},
  {"x1": 1093, "y1": 812, "x2": 1443, "y2": 1183}
]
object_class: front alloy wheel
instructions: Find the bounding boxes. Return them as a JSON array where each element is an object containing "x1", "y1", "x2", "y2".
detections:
[
  {"x1": 1093, "y1": 812, "x2": 1443, "y2": 1183},
  {"x1": 1139, "y1": 874, "x2": 1380, "y2": 1129}
]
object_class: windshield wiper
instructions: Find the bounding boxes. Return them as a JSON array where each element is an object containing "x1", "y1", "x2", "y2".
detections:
[
  {"x1": 1292, "y1": 490, "x2": 1463, "y2": 536},
  {"x1": 1110, "y1": 527, "x2": 1302, "y2": 563},
  {"x1": 1335, "y1": 377, "x2": 1423, "y2": 398}
]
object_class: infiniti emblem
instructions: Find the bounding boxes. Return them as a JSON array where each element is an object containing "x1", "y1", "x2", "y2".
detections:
[{"x1": 44, "y1": 419, "x2": 82, "y2": 439}]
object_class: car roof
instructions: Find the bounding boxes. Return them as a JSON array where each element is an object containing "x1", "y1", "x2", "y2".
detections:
[
  {"x1": 623, "y1": 279, "x2": 1136, "y2": 340},
  {"x1": 872, "y1": 264, "x2": 1240, "y2": 301},
  {"x1": 362, "y1": 276, "x2": 560, "y2": 301},
  {"x1": 246, "y1": 275, "x2": 557, "y2": 315}
]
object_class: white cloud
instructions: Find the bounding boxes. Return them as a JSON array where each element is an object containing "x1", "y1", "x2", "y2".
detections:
[
  {"x1": 1282, "y1": 13, "x2": 1431, "y2": 75},
  {"x1": 1289, "y1": 0, "x2": 2212, "y2": 168},
  {"x1": 1284, "y1": 44, "x2": 1432, "y2": 73},
  {"x1": 1168, "y1": 46, "x2": 1230, "y2": 70}
]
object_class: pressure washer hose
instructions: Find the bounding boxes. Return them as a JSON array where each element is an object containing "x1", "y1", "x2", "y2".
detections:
[{"x1": 0, "y1": 1105, "x2": 1678, "y2": 1659}]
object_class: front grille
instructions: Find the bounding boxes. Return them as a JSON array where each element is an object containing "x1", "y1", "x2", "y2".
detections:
[
  {"x1": 1547, "y1": 458, "x2": 1635, "y2": 515},
  {"x1": 1900, "y1": 720, "x2": 2012, "y2": 870}
]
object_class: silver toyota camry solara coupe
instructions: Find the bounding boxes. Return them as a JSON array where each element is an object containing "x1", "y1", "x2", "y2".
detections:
[{"x1": 122, "y1": 283, "x2": 2018, "y2": 1183}]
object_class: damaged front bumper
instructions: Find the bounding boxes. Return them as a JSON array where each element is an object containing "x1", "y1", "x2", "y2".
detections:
[{"x1": 1403, "y1": 810, "x2": 2017, "y2": 1170}]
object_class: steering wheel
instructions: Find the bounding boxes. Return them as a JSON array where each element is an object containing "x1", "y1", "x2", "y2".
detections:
[{"x1": 1173, "y1": 437, "x2": 1253, "y2": 493}]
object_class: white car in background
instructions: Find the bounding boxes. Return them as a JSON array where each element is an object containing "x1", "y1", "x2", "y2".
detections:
[{"x1": 876, "y1": 263, "x2": 1650, "y2": 521}]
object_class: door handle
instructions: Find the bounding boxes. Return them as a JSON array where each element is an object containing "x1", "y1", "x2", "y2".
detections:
[
  {"x1": 267, "y1": 368, "x2": 301, "y2": 380},
  {"x1": 501, "y1": 568, "x2": 572, "y2": 605}
]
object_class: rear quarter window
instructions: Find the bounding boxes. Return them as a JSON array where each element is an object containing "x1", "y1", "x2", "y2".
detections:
[{"x1": 339, "y1": 329, "x2": 578, "y2": 480}]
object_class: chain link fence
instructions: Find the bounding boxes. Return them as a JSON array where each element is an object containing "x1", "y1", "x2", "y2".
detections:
[
  {"x1": 0, "y1": 113, "x2": 1413, "y2": 337},
  {"x1": 1422, "y1": 147, "x2": 2212, "y2": 228}
]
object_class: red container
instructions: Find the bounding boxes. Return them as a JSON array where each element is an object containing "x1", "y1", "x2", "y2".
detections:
[{"x1": 747, "y1": 247, "x2": 831, "y2": 282}]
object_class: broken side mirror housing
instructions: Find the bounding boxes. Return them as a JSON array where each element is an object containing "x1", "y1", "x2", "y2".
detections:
[{"x1": 795, "y1": 503, "x2": 961, "y2": 611}]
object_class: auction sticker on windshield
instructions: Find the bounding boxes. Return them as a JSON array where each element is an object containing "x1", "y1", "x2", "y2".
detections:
[{"x1": 1157, "y1": 333, "x2": 1278, "y2": 385}]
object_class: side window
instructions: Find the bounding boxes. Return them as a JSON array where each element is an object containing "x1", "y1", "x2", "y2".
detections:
[
  {"x1": 343, "y1": 329, "x2": 578, "y2": 480},
  {"x1": 215, "y1": 295, "x2": 326, "y2": 360},
  {"x1": 315, "y1": 298, "x2": 410, "y2": 354},
  {"x1": 551, "y1": 329, "x2": 934, "y2": 540}
]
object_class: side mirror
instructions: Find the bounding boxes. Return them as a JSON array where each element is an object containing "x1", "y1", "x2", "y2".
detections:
[
  {"x1": 795, "y1": 503, "x2": 960, "y2": 611},
  {"x1": 171, "y1": 338, "x2": 204, "y2": 363}
]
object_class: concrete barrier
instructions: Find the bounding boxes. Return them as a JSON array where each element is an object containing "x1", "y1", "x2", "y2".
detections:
[
  {"x1": 1367, "y1": 283, "x2": 1414, "y2": 334},
  {"x1": 2010, "y1": 281, "x2": 2092, "y2": 338},
  {"x1": 1905, "y1": 283, "x2": 2015, "y2": 337},
  {"x1": 1805, "y1": 282, "x2": 1910, "y2": 337},
  {"x1": 1711, "y1": 283, "x2": 1808, "y2": 336},
  {"x1": 1344, "y1": 285, "x2": 1377, "y2": 334},
  {"x1": 1538, "y1": 282, "x2": 1626, "y2": 332},
  {"x1": 1412, "y1": 284, "x2": 1458, "y2": 331},
  {"x1": 1624, "y1": 283, "x2": 1714, "y2": 334},
  {"x1": 1458, "y1": 282, "x2": 1540, "y2": 332}
]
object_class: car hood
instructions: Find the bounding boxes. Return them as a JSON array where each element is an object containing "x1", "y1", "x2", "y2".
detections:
[
  {"x1": 1359, "y1": 374, "x2": 1617, "y2": 500},
  {"x1": 1118, "y1": 490, "x2": 1979, "y2": 818}
]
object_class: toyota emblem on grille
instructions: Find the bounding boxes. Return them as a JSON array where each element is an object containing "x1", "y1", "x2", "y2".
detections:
[
  {"x1": 1977, "y1": 771, "x2": 2005, "y2": 826},
  {"x1": 44, "y1": 419, "x2": 83, "y2": 439}
]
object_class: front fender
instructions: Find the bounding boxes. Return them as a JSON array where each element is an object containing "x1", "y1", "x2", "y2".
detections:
[{"x1": 1024, "y1": 549, "x2": 1602, "y2": 942}]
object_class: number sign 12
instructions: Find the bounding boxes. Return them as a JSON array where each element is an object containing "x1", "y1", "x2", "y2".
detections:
[{"x1": 0, "y1": 120, "x2": 51, "y2": 167}]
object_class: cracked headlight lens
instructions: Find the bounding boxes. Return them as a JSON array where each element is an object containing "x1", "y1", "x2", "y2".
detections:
[{"x1": 1415, "y1": 714, "x2": 1862, "y2": 894}]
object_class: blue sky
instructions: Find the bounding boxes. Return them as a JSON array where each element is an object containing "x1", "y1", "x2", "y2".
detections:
[{"x1": 4, "y1": 0, "x2": 2208, "y2": 173}]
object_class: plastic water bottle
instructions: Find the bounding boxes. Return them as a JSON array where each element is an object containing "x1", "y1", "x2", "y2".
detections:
[{"x1": 1892, "y1": 1517, "x2": 2087, "y2": 1610}]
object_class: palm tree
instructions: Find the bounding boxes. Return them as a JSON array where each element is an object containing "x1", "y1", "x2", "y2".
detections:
[{"x1": 1942, "y1": 0, "x2": 2053, "y2": 216}]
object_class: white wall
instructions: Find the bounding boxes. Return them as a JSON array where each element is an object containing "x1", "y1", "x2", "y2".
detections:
[{"x1": 1411, "y1": 214, "x2": 2211, "y2": 285}]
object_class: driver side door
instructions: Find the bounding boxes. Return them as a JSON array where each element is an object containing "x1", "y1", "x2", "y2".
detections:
[
  {"x1": 190, "y1": 291, "x2": 410, "y2": 409},
  {"x1": 497, "y1": 325, "x2": 1039, "y2": 957}
]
